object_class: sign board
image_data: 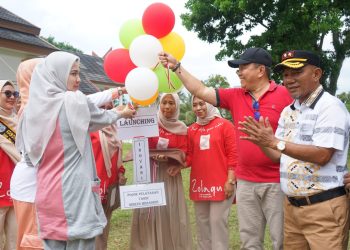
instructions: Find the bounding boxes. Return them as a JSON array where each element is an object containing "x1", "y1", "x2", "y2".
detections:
[
  {"x1": 116, "y1": 107, "x2": 159, "y2": 140},
  {"x1": 120, "y1": 182, "x2": 166, "y2": 209},
  {"x1": 133, "y1": 137, "x2": 151, "y2": 184}
]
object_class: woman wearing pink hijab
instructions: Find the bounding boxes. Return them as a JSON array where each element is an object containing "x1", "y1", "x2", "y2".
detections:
[{"x1": 11, "y1": 58, "x2": 44, "y2": 250}]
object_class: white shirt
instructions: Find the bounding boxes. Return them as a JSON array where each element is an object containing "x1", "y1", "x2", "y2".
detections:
[
  {"x1": 276, "y1": 89, "x2": 350, "y2": 196},
  {"x1": 10, "y1": 89, "x2": 113, "y2": 202}
]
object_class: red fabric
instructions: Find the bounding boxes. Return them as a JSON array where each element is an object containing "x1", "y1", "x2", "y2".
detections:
[
  {"x1": 148, "y1": 127, "x2": 187, "y2": 153},
  {"x1": 187, "y1": 117, "x2": 238, "y2": 201},
  {"x1": 90, "y1": 131, "x2": 122, "y2": 204},
  {"x1": 218, "y1": 81, "x2": 293, "y2": 183},
  {"x1": 0, "y1": 148, "x2": 15, "y2": 207}
]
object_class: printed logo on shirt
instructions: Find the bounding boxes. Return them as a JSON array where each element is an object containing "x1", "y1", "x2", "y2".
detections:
[
  {"x1": 157, "y1": 137, "x2": 169, "y2": 149},
  {"x1": 200, "y1": 134, "x2": 210, "y2": 150}
]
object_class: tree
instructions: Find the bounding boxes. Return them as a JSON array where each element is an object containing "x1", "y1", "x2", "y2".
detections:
[
  {"x1": 178, "y1": 74, "x2": 232, "y2": 125},
  {"x1": 181, "y1": 0, "x2": 350, "y2": 95},
  {"x1": 203, "y1": 74, "x2": 232, "y2": 121},
  {"x1": 42, "y1": 36, "x2": 83, "y2": 53},
  {"x1": 337, "y1": 91, "x2": 350, "y2": 111}
]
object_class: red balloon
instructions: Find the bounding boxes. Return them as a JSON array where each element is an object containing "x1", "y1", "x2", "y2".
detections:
[
  {"x1": 103, "y1": 48, "x2": 136, "y2": 84},
  {"x1": 142, "y1": 3, "x2": 175, "y2": 38}
]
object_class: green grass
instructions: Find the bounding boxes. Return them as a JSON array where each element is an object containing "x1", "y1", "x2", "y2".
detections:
[{"x1": 107, "y1": 143, "x2": 273, "y2": 250}]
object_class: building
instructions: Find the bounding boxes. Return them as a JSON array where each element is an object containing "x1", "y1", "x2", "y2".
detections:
[{"x1": 0, "y1": 6, "x2": 121, "y2": 94}]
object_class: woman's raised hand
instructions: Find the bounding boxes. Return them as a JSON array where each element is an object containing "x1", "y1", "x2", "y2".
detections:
[{"x1": 158, "y1": 52, "x2": 177, "y2": 70}]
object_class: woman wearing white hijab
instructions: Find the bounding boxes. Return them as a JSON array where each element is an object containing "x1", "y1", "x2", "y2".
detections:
[
  {"x1": 16, "y1": 51, "x2": 135, "y2": 249},
  {"x1": 187, "y1": 96, "x2": 238, "y2": 250},
  {"x1": 0, "y1": 80, "x2": 20, "y2": 250},
  {"x1": 130, "y1": 93, "x2": 193, "y2": 250}
]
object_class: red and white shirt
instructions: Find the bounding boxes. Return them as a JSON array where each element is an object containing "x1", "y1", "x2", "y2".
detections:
[{"x1": 187, "y1": 117, "x2": 238, "y2": 201}]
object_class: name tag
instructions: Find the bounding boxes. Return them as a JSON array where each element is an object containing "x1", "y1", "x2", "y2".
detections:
[
  {"x1": 200, "y1": 134, "x2": 210, "y2": 150},
  {"x1": 157, "y1": 137, "x2": 169, "y2": 150}
]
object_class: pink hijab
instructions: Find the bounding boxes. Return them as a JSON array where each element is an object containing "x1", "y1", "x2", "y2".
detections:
[
  {"x1": 16, "y1": 58, "x2": 43, "y2": 117},
  {"x1": 158, "y1": 93, "x2": 187, "y2": 135}
]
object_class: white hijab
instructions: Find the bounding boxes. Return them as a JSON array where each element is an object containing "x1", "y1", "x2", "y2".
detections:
[
  {"x1": 16, "y1": 51, "x2": 90, "y2": 166},
  {"x1": 192, "y1": 95, "x2": 221, "y2": 125}
]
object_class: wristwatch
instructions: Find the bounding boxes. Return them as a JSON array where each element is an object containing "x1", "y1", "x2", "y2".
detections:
[{"x1": 276, "y1": 140, "x2": 286, "y2": 151}]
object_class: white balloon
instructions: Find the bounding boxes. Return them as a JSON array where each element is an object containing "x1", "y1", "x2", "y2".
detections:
[
  {"x1": 125, "y1": 67, "x2": 159, "y2": 100},
  {"x1": 129, "y1": 34, "x2": 163, "y2": 68}
]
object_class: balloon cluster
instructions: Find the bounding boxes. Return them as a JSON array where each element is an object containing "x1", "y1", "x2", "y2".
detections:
[{"x1": 103, "y1": 3, "x2": 185, "y2": 106}]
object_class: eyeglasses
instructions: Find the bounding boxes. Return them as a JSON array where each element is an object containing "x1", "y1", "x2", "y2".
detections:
[
  {"x1": 252, "y1": 100, "x2": 260, "y2": 121},
  {"x1": 1, "y1": 90, "x2": 19, "y2": 98}
]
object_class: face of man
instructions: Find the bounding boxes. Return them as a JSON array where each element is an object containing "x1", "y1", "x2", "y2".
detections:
[
  {"x1": 236, "y1": 63, "x2": 266, "y2": 90},
  {"x1": 282, "y1": 65, "x2": 322, "y2": 102}
]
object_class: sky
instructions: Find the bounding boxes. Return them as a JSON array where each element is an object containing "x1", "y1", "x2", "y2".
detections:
[{"x1": 1, "y1": 0, "x2": 349, "y2": 93}]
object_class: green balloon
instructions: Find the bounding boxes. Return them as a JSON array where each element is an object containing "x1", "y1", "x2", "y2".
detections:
[
  {"x1": 154, "y1": 64, "x2": 183, "y2": 93},
  {"x1": 119, "y1": 19, "x2": 145, "y2": 49}
]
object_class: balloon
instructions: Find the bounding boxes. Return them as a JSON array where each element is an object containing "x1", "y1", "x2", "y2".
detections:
[
  {"x1": 142, "y1": 3, "x2": 175, "y2": 38},
  {"x1": 104, "y1": 49, "x2": 136, "y2": 84},
  {"x1": 153, "y1": 64, "x2": 183, "y2": 93},
  {"x1": 130, "y1": 91, "x2": 158, "y2": 106},
  {"x1": 119, "y1": 19, "x2": 145, "y2": 49},
  {"x1": 125, "y1": 67, "x2": 159, "y2": 105},
  {"x1": 129, "y1": 35, "x2": 163, "y2": 68},
  {"x1": 159, "y1": 32, "x2": 185, "y2": 61}
]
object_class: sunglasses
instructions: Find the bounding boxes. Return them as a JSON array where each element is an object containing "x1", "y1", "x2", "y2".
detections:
[
  {"x1": 1, "y1": 90, "x2": 20, "y2": 98},
  {"x1": 252, "y1": 100, "x2": 260, "y2": 121}
]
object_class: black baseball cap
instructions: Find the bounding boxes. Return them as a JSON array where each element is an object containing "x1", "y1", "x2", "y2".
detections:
[
  {"x1": 228, "y1": 48, "x2": 272, "y2": 68},
  {"x1": 274, "y1": 50, "x2": 321, "y2": 72}
]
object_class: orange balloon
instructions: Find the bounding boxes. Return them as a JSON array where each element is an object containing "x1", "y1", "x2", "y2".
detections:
[
  {"x1": 159, "y1": 32, "x2": 185, "y2": 61},
  {"x1": 130, "y1": 91, "x2": 158, "y2": 106}
]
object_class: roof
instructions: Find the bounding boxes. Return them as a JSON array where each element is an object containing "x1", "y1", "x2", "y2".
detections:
[
  {"x1": 0, "y1": 27, "x2": 56, "y2": 50},
  {"x1": 0, "y1": 6, "x2": 57, "y2": 52},
  {"x1": 0, "y1": 6, "x2": 39, "y2": 30}
]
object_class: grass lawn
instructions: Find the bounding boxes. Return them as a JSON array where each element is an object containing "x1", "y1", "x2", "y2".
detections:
[{"x1": 107, "y1": 143, "x2": 273, "y2": 249}]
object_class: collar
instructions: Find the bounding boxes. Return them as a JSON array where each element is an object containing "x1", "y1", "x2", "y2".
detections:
[
  {"x1": 290, "y1": 85, "x2": 324, "y2": 110},
  {"x1": 244, "y1": 80, "x2": 278, "y2": 95}
]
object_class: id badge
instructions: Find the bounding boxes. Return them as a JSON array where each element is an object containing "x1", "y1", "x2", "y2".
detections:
[
  {"x1": 157, "y1": 137, "x2": 169, "y2": 149},
  {"x1": 200, "y1": 134, "x2": 210, "y2": 150}
]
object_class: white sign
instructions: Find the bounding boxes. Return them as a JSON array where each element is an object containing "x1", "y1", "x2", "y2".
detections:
[
  {"x1": 116, "y1": 107, "x2": 159, "y2": 140},
  {"x1": 133, "y1": 137, "x2": 151, "y2": 184},
  {"x1": 120, "y1": 183, "x2": 166, "y2": 209}
]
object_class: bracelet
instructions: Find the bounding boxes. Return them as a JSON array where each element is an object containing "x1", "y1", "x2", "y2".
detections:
[{"x1": 172, "y1": 61, "x2": 181, "y2": 72}]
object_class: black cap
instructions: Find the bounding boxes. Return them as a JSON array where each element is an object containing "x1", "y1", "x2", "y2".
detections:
[
  {"x1": 228, "y1": 48, "x2": 272, "y2": 68},
  {"x1": 274, "y1": 50, "x2": 321, "y2": 72}
]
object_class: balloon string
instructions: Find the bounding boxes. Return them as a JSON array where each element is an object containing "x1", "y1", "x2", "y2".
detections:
[{"x1": 165, "y1": 64, "x2": 176, "y2": 90}]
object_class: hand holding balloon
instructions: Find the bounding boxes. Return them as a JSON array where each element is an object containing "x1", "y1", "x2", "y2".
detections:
[{"x1": 158, "y1": 52, "x2": 178, "y2": 70}]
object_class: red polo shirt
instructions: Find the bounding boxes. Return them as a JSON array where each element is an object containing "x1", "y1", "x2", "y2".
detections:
[{"x1": 217, "y1": 81, "x2": 292, "y2": 182}]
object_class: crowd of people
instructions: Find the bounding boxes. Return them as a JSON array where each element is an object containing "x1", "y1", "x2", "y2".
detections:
[{"x1": 0, "y1": 47, "x2": 349, "y2": 250}]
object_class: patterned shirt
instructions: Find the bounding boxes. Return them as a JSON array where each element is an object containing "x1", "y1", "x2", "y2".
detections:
[{"x1": 276, "y1": 86, "x2": 350, "y2": 196}]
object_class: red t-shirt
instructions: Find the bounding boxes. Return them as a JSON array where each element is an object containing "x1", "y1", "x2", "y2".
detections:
[
  {"x1": 0, "y1": 148, "x2": 15, "y2": 207},
  {"x1": 148, "y1": 127, "x2": 187, "y2": 153},
  {"x1": 187, "y1": 117, "x2": 238, "y2": 201},
  {"x1": 90, "y1": 131, "x2": 125, "y2": 204},
  {"x1": 217, "y1": 81, "x2": 293, "y2": 182}
]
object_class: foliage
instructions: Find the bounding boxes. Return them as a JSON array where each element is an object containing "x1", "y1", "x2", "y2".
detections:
[
  {"x1": 178, "y1": 74, "x2": 232, "y2": 125},
  {"x1": 181, "y1": 0, "x2": 350, "y2": 95},
  {"x1": 42, "y1": 35, "x2": 83, "y2": 53},
  {"x1": 337, "y1": 92, "x2": 350, "y2": 112},
  {"x1": 203, "y1": 74, "x2": 232, "y2": 121}
]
